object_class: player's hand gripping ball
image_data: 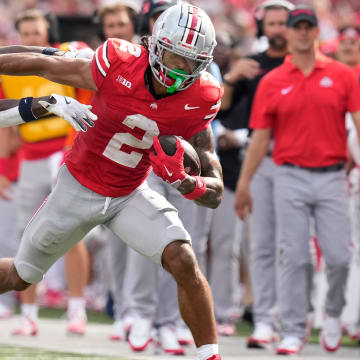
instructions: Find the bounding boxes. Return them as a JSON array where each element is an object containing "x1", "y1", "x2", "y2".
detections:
[{"x1": 149, "y1": 135, "x2": 201, "y2": 187}]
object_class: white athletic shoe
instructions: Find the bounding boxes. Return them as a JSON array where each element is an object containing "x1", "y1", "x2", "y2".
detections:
[
  {"x1": 12, "y1": 316, "x2": 38, "y2": 336},
  {"x1": 247, "y1": 322, "x2": 277, "y2": 348},
  {"x1": 0, "y1": 303, "x2": 12, "y2": 319},
  {"x1": 128, "y1": 317, "x2": 152, "y2": 352},
  {"x1": 123, "y1": 315, "x2": 134, "y2": 335},
  {"x1": 110, "y1": 320, "x2": 125, "y2": 341},
  {"x1": 175, "y1": 326, "x2": 194, "y2": 346},
  {"x1": 344, "y1": 323, "x2": 360, "y2": 340},
  {"x1": 156, "y1": 326, "x2": 185, "y2": 355},
  {"x1": 276, "y1": 336, "x2": 304, "y2": 355},
  {"x1": 216, "y1": 321, "x2": 236, "y2": 336},
  {"x1": 321, "y1": 316, "x2": 342, "y2": 352},
  {"x1": 67, "y1": 308, "x2": 87, "y2": 335}
]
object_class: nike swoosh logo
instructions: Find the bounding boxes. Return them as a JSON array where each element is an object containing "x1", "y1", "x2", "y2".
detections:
[
  {"x1": 185, "y1": 104, "x2": 200, "y2": 110},
  {"x1": 64, "y1": 97, "x2": 71, "y2": 104},
  {"x1": 281, "y1": 86, "x2": 293, "y2": 95},
  {"x1": 164, "y1": 165, "x2": 173, "y2": 177}
]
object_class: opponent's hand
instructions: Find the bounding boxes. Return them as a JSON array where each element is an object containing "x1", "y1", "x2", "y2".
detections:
[
  {"x1": 39, "y1": 94, "x2": 97, "y2": 132},
  {"x1": 149, "y1": 137, "x2": 188, "y2": 188},
  {"x1": 234, "y1": 183, "x2": 252, "y2": 220},
  {"x1": 0, "y1": 175, "x2": 12, "y2": 200}
]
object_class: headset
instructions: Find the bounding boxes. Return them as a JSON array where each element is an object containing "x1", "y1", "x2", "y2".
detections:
[
  {"x1": 92, "y1": 6, "x2": 139, "y2": 42},
  {"x1": 254, "y1": 0, "x2": 294, "y2": 38},
  {"x1": 15, "y1": 10, "x2": 60, "y2": 45}
]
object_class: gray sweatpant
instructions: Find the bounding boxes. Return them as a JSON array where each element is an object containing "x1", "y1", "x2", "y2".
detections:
[
  {"x1": 14, "y1": 165, "x2": 191, "y2": 284},
  {"x1": 274, "y1": 165, "x2": 351, "y2": 338},
  {"x1": 0, "y1": 184, "x2": 20, "y2": 307},
  {"x1": 208, "y1": 186, "x2": 239, "y2": 322},
  {"x1": 249, "y1": 156, "x2": 277, "y2": 326}
]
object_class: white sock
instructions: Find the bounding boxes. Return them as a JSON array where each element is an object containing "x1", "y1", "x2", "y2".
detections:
[
  {"x1": 196, "y1": 344, "x2": 219, "y2": 360},
  {"x1": 67, "y1": 297, "x2": 86, "y2": 317},
  {"x1": 21, "y1": 304, "x2": 38, "y2": 321}
]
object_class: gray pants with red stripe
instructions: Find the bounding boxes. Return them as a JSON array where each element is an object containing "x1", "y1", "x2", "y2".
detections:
[{"x1": 274, "y1": 164, "x2": 351, "y2": 338}]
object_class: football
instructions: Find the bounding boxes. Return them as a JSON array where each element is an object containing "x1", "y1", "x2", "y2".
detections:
[{"x1": 157, "y1": 135, "x2": 201, "y2": 176}]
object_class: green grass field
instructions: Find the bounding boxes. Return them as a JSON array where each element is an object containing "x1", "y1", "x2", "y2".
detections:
[{"x1": 0, "y1": 346, "x2": 118, "y2": 359}]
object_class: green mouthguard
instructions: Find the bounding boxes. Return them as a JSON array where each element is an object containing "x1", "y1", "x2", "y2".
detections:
[{"x1": 167, "y1": 69, "x2": 188, "y2": 94}]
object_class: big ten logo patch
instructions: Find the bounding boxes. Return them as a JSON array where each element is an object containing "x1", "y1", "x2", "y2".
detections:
[{"x1": 116, "y1": 74, "x2": 132, "y2": 89}]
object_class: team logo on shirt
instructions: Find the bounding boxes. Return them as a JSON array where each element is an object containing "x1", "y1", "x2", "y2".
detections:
[
  {"x1": 116, "y1": 74, "x2": 132, "y2": 89},
  {"x1": 281, "y1": 85, "x2": 293, "y2": 95},
  {"x1": 319, "y1": 76, "x2": 333, "y2": 88},
  {"x1": 185, "y1": 104, "x2": 200, "y2": 110},
  {"x1": 150, "y1": 103, "x2": 158, "y2": 110}
]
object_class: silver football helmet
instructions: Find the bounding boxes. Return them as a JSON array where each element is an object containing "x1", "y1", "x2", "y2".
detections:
[{"x1": 148, "y1": 2, "x2": 216, "y2": 92}]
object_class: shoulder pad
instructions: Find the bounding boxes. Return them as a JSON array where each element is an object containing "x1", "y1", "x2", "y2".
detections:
[
  {"x1": 108, "y1": 38, "x2": 143, "y2": 63},
  {"x1": 198, "y1": 71, "x2": 224, "y2": 103}
]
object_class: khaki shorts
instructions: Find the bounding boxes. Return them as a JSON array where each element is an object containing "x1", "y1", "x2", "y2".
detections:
[{"x1": 14, "y1": 165, "x2": 191, "y2": 283}]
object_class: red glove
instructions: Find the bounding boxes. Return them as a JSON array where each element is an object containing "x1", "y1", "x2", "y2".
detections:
[{"x1": 149, "y1": 137, "x2": 188, "y2": 188}]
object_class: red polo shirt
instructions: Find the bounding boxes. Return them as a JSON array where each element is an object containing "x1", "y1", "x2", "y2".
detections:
[{"x1": 250, "y1": 53, "x2": 360, "y2": 167}]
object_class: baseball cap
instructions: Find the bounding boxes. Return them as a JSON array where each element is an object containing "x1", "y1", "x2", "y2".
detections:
[
  {"x1": 141, "y1": 0, "x2": 178, "y2": 19},
  {"x1": 286, "y1": 5, "x2": 318, "y2": 28}
]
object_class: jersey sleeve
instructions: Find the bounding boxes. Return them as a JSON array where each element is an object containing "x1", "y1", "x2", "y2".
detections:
[
  {"x1": 184, "y1": 86, "x2": 223, "y2": 140},
  {"x1": 91, "y1": 39, "x2": 114, "y2": 90},
  {"x1": 249, "y1": 77, "x2": 275, "y2": 129}
]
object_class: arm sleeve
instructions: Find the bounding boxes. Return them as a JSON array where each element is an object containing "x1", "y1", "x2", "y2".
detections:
[
  {"x1": 347, "y1": 70, "x2": 360, "y2": 113},
  {"x1": 249, "y1": 78, "x2": 274, "y2": 129},
  {"x1": 91, "y1": 40, "x2": 113, "y2": 90},
  {"x1": 184, "y1": 97, "x2": 223, "y2": 139}
]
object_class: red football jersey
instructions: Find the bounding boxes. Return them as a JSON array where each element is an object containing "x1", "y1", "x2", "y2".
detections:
[{"x1": 66, "y1": 39, "x2": 223, "y2": 197}]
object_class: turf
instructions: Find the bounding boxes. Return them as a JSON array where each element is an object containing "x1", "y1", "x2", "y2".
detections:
[
  {"x1": 2, "y1": 306, "x2": 357, "y2": 359},
  {"x1": 0, "y1": 345, "x2": 121, "y2": 359},
  {"x1": 37, "y1": 307, "x2": 360, "y2": 347}
]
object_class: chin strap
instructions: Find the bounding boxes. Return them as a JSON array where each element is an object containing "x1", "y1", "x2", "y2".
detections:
[{"x1": 167, "y1": 69, "x2": 188, "y2": 94}]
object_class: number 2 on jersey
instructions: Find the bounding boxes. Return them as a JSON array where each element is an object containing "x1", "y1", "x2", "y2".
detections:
[{"x1": 103, "y1": 114, "x2": 159, "y2": 168}]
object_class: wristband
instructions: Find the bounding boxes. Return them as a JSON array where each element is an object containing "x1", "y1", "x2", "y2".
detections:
[
  {"x1": 183, "y1": 176, "x2": 207, "y2": 200},
  {"x1": 42, "y1": 47, "x2": 60, "y2": 56},
  {"x1": 0, "y1": 157, "x2": 10, "y2": 176},
  {"x1": 19, "y1": 97, "x2": 37, "y2": 122}
]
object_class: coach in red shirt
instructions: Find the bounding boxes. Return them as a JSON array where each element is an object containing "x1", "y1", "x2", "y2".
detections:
[{"x1": 235, "y1": 5, "x2": 360, "y2": 355}]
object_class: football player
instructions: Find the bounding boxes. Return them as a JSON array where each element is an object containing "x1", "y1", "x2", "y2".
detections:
[{"x1": 0, "y1": 4, "x2": 223, "y2": 360}]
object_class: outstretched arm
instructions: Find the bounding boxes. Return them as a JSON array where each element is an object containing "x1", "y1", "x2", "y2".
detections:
[
  {"x1": 0, "y1": 53, "x2": 96, "y2": 91},
  {"x1": 0, "y1": 45, "x2": 94, "y2": 59},
  {"x1": 0, "y1": 95, "x2": 97, "y2": 132},
  {"x1": 0, "y1": 45, "x2": 49, "y2": 55}
]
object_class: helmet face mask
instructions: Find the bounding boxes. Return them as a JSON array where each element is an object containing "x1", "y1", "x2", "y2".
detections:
[{"x1": 149, "y1": 2, "x2": 216, "y2": 92}]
